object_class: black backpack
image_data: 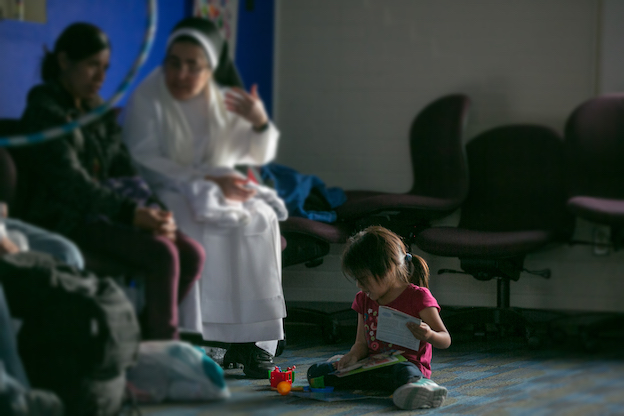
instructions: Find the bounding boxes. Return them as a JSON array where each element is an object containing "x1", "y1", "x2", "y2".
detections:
[{"x1": 0, "y1": 251, "x2": 140, "y2": 416}]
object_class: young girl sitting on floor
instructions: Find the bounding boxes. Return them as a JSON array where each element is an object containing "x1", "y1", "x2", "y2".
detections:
[{"x1": 307, "y1": 226, "x2": 450, "y2": 410}]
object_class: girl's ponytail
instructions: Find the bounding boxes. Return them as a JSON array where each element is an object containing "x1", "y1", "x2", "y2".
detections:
[{"x1": 407, "y1": 253, "x2": 430, "y2": 288}]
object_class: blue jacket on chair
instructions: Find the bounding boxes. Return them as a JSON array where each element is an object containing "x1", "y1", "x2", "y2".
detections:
[{"x1": 260, "y1": 163, "x2": 346, "y2": 223}]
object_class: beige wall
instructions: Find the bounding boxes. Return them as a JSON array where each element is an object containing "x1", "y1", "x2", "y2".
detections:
[
  {"x1": 275, "y1": 0, "x2": 624, "y2": 312},
  {"x1": 600, "y1": 0, "x2": 624, "y2": 93},
  {"x1": 274, "y1": 0, "x2": 598, "y2": 191}
]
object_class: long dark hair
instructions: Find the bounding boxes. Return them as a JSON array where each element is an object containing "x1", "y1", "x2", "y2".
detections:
[
  {"x1": 342, "y1": 226, "x2": 430, "y2": 288},
  {"x1": 41, "y1": 22, "x2": 110, "y2": 82}
]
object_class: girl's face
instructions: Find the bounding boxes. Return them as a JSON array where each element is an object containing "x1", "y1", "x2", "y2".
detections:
[
  {"x1": 356, "y1": 275, "x2": 394, "y2": 303},
  {"x1": 164, "y1": 41, "x2": 213, "y2": 101},
  {"x1": 59, "y1": 49, "x2": 110, "y2": 101}
]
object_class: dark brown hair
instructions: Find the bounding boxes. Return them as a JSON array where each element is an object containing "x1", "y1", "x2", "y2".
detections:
[
  {"x1": 341, "y1": 226, "x2": 430, "y2": 288},
  {"x1": 41, "y1": 22, "x2": 110, "y2": 82}
]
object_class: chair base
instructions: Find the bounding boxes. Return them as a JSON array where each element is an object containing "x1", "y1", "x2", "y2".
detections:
[
  {"x1": 575, "y1": 314, "x2": 624, "y2": 352},
  {"x1": 441, "y1": 306, "x2": 540, "y2": 345},
  {"x1": 281, "y1": 233, "x2": 330, "y2": 268},
  {"x1": 569, "y1": 225, "x2": 624, "y2": 252},
  {"x1": 284, "y1": 307, "x2": 344, "y2": 344}
]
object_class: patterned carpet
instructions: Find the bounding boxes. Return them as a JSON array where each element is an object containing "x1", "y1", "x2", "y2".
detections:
[{"x1": 139, "y1": 315, "x2": 624, "y2": 416}]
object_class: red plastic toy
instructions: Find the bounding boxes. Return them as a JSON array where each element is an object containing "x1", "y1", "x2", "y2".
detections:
[{"x1": 269, "y1": 365, "x2": 296, "y2": 388}]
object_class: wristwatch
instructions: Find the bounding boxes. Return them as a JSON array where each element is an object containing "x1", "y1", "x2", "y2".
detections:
[{"x1": 253, "y1": 121, "x2": 270, "y2": 133}]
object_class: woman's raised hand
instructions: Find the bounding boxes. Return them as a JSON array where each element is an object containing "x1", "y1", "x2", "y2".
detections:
[
  {"x1": 205, "y1": 175, "x2": 257, "y2": 202},
  {"x1": 224, "y1": 84, "x2": 268, "y2": 129},
  {"x1": 133, "y1": 207, "x2": 177, "y2": 241}
]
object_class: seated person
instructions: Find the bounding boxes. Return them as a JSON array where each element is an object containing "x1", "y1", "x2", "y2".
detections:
[
  {"x1": 17, "y1": 22, "x2": 205, "y2": 340},
  {"x1": 122, "y1": 17, "x2": 285, "y2": 378}
]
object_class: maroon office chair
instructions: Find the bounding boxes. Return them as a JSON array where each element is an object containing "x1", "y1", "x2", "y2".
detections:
[
  {"x1": 564, "y1": 93, "x2": 624, "y2": 248},
  {"x1": 278, "y1": 217, "x2": 354, "y2": 343},
  {"x1": 415, "y1": 125, "x2": 574, "y2": 342},
  {"x1": 280, "y1": 217, "x2": 351, "y2": 267},
  {"x1": 335, "y1": 94, "x2": 471, "y2": 241},
  {"x1": 563, "y1": 94, "x2": 624, "y2": 350},
  {"x1": 279, "y1": 95, "x2": 471, "y2": 342}
]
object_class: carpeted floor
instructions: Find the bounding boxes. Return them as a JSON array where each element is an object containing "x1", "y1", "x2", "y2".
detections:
[{"x1": 139, "y1": 312, "x2": 624, "y2": 416}]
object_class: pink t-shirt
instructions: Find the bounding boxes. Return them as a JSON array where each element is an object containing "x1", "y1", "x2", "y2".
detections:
[{"x1": 351, "y1": 284, "x2": 440, "y2": 379}]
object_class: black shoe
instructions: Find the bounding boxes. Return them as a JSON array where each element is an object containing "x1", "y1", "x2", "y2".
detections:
[
  {"x1": 275, "y1": 336, "x2": 286, "y2": 358},
  {"x1": 222, "y1": 343, "x2": 275, "y2": 379}
]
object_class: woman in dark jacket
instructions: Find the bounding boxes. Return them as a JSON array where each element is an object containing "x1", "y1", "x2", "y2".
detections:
[{"x1": 18, "y1": 22, "x2": 205, "y2": 340}]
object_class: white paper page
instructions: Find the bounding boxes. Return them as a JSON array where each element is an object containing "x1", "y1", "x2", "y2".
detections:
[{"x1": 376, "y1": 306, "x2": 421, "y2": 350}]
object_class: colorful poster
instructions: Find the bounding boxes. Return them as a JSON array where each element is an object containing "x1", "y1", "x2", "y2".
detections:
[{"x1": 194, "y1": 0, "x2": 239, "y2": 58}]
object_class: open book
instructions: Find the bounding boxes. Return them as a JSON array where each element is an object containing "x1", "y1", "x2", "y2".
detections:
[
  {"x1": 329, "y1": 350, "x2": 406, "y2": 378},
  {"x1": 376, "y1": 306, "x2": 421, "y2": 351}
]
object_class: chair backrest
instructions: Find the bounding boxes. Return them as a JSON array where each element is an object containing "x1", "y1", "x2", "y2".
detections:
[
  {"x1": 564, "y1": 93, "x2": 624, "y2": 199},
  {"x1": 409, "y1": 94, "x2": 470, "y2": 203},
  {"x1": 459, "y1": 124, "x2": 573, "y2": 238}
]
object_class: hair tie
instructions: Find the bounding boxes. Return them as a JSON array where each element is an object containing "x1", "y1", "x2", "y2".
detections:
[{"x1": 405, "y1": 253, "x2": 413, "y2": 263}]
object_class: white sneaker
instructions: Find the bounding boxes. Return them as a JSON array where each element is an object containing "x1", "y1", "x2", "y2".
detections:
[{"x1": 392, "y1": 378, "x2": 448, "y2": 410}]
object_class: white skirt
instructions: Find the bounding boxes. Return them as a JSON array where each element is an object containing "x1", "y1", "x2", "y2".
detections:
[{"x1": 159, "y1": 190, "x2": 286, "y2": 343}]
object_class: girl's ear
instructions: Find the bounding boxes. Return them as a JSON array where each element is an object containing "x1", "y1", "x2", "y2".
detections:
[{"x1": 57, "y1": 51, "x2": 71, "y2": 72}]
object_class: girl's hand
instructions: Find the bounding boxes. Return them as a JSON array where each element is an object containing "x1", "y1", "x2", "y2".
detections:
[
  {"x1": 412, "y1": 307, "x2": 452, "y2": 349},
  {"x1": 406, "y1": 321, "x2": 434, "y2": 343},
  {"x1": 206, "y1": 175, "x2": 257, "y2": 202},
  {"x1": 224, "y1": 84, "x2": 269, "y2": 129},
  {"x1": 335, "y1": 353, "x2": 359, "y2": 370}
]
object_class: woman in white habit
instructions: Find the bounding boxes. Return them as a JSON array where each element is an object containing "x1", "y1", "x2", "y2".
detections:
[{"x1": 122, "y1": 17, "x2": 287, "y2": 378}]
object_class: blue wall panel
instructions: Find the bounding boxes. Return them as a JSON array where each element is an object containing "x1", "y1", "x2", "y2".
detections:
[{"x1": 234, "y1": 0, "x2": 275, "y2": 116}]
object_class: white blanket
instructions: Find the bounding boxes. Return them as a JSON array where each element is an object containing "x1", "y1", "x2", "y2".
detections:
[{"x1": 181, "y1": 176, "x2": 288, "y2": 227}]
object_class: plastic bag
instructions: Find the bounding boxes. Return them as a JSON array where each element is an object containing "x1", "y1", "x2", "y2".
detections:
[{"x1": 126, "y1": 341, "x2": 229, "y2": 403}]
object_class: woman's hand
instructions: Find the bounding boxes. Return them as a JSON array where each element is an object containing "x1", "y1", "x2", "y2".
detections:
[
  {"x1": 335, "y1": 352, "x2": 359, "y2": 370},
  {"x1": 205, "y1": 175, "x2": 256, "y2": 202},
  {"x1": 224, "y1": 84, "x2": 269, "y2": 129},
  {"x1": 133, "y1": 207, "x2": 177, "y2": 241}
]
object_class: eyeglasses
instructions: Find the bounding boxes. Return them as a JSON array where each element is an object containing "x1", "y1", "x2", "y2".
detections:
[{"x1": 163, "y1": 57, "x2": 210, "y2": 75}]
